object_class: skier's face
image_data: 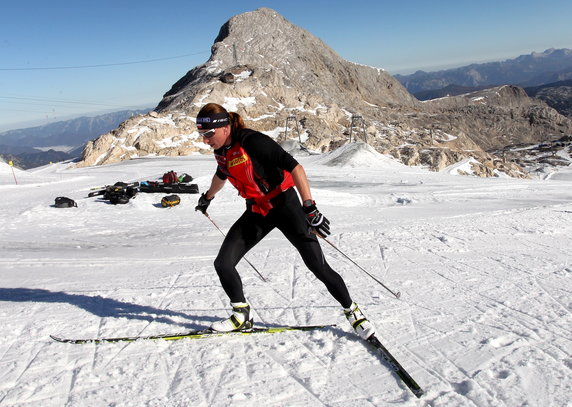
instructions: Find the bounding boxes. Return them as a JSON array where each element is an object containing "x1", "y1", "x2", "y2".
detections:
[{"x1": 200, "y1": 125, "x2": 231, "y2": 149}]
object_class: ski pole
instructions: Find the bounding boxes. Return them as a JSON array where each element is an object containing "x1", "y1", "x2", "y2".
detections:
[
  {"x1": 316, "y1": 233, "x2": 401, "y2": 299},
  {"x1": 202, "y1": 212, "x2": 268, "y2": 282},
  {"x1": 8, "y1": 160, "x2": 18, "y2": 185}
]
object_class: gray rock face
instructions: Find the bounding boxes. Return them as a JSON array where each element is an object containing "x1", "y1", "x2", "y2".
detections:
[
  {"x1": 526, "y1": 81, "x2": 572, "y2": 118},
  {"x1": 158, "y1": 8, "x2": 416, "y2": 112},
  {"x1": 76, "y1": 8, "x2": 571, "y2": 178},
  {"x1": 422, "y1": 85, "x2": 570, "y2": 150}
]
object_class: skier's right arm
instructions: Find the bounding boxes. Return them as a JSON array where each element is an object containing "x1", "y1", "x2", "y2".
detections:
[
  {"x1": 205, "y1": 174, "x2": 226, "y2": 200},
  {"x1": 195, "y1": 174, "x2": 226, "y2": 213}
]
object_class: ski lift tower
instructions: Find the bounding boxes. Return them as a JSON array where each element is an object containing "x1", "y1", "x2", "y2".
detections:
[
  {"x1": 284, "y1": 115, "x2": 302, "y2": 143},
  {"x1": 349, "y1": 115, "x2": 367, "y2": 143}
]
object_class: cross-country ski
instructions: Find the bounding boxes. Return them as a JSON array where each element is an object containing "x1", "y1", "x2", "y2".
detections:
[{"x1": 50, "y1": 324, "x2": 335, "y2": 344}]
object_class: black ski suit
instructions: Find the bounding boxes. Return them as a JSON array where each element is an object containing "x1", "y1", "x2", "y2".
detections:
[{"x1": 211, "y1": 128, "x2": 352, "y2": 308}]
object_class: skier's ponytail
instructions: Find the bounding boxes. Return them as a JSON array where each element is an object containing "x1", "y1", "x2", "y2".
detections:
[{"x1": 229, "y1": 111, "x2": 245, "y2": 133}]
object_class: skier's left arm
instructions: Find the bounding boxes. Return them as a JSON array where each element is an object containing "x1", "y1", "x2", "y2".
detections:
[
  {"x1": 291, "y1": 164, "x2": 312, "y2": 202},
  {"x1": 291, "y1": 164, "x2": 331, "y2": 238}
]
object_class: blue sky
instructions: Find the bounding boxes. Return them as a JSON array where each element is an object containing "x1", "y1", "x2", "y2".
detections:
[{"x1": 1, "y1": 0, "x2": 571, "y2": 131}]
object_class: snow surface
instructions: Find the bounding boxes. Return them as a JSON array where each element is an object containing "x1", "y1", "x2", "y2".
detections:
[{"x1": 0, "y1": 143, "x2": 571, "y2": 406}]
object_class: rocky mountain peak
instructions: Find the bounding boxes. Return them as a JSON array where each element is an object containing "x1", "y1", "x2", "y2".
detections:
[
  {"x1": 75, "y1": 8, "x2": 571, "y2": 178},
  {"x1": 211, "y1": 7, "x2": 341, "y2": 75},
  {"x1": 158, "y1": 7, "x2": 416, "y2": 113},
  {"x1": 213, "y1": 8, "x2": 288, "y2": 45}
]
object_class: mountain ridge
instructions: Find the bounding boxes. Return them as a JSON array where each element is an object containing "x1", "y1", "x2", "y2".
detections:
[
  {"x1": 74, "y1": 8, "x2": 571, "y2": 178},
  {"x1": 0, "y1": 109, "x2": 152, "y2": 148},
  {"x1": 395, "y1": 48, "x2": 572, "y2": 94},
  {"x1": 0, "y1": 108, "x2": 151, "y2": 169}
]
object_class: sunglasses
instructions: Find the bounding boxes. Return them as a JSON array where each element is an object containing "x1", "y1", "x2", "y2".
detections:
[{"x1": 199, "y1": 129, "x2": 216, "y2": 139}]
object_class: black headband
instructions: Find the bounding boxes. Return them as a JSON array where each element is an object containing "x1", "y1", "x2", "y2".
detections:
[{"x1": 196, "y1": 112, "x2": 230, "y2": 129}]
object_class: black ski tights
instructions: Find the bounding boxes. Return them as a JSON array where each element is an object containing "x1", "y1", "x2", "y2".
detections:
[{"x1": 213, "y1": 188, "x2": 352, "y2": 308}]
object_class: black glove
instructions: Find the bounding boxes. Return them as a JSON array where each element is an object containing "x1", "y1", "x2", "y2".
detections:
[
  {"x1": 195, "y1": 193, "x2": 213, "y2": 214},
  {"x1": 302, "y1": 200, "x2": 330, "y2": 237}
]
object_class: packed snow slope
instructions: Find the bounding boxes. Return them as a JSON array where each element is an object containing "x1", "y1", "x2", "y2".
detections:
[{"x1": 0, "y1": 143, "x2": 571, "y2": 406}]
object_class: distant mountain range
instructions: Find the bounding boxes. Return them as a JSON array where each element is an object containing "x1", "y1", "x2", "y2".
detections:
[
  {"x1": 3, "y1": 39, "x2": 572, "y2": 174},
  {"x1": 395, "y1": 48, "x2": 572, "y2": 94},
  {"x1": 395, "y1": 48, "x2": 572, "y2": 118},
  {"x1": 0, "y1": 108, "x2": 151, "y2": 169}
]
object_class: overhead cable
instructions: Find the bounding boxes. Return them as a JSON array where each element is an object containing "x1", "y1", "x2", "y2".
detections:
[{"x1": 0, "y1": 51, "x2": 210, "y2": 71}]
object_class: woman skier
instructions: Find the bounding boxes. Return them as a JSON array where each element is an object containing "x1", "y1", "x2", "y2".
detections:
[{"x1": 194, "y1": 103, "x2": 375, "y2": 339}]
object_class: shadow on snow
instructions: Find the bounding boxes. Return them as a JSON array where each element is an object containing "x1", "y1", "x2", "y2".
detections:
[{"x1": 0, "y1": 287, "x2": 217, "y2": 329}]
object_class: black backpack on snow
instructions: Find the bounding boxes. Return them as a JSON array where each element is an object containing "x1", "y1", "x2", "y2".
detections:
[
  {"x1": 54, "y1": 197, "x2": 77, "y2": 208},
  {"x1": 178, "y1": 173, "x2": 193, "y2": 183},
  {"x1": 103, "y1": 182, "x2": 137, "y2": 205}
]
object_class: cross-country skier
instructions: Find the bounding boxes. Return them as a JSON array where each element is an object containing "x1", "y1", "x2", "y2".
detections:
[{"x1": 194, "y1": 103, "x2": 375, "y2": 339}]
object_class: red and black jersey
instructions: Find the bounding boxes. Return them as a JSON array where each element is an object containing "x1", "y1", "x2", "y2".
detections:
[{"x1": 213, "y1": 128, "x2": 299, "y2": 216}]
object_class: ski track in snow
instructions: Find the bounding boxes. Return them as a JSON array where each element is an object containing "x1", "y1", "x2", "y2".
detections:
[{"x1": 0, "y1": 149, "x2": 571, "y2": 406}]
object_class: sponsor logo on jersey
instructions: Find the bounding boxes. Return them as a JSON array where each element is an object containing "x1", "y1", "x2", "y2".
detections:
[{"x1": 228, "y1": 154, "x2": 249, "y2": 167}]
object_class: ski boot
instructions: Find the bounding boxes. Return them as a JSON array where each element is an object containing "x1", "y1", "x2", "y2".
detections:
[
  {"x1": 210, "y1": 302, "x2": 254, "y2": 332},
  {"x1": 344, "y1": 302, "x2": 375, "y2": 340}
]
